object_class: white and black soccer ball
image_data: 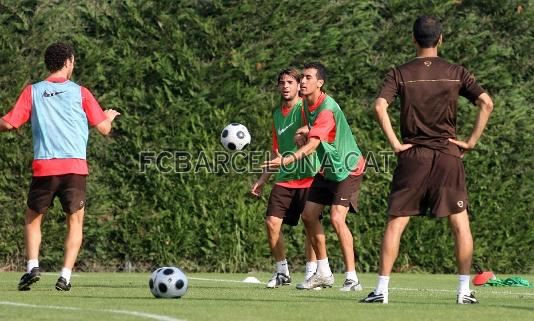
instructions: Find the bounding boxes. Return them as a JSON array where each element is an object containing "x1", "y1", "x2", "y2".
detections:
[
  {"x1": 220, "y1": 123, "x2": 251, "y2": 151},
  {"x1": 149, "y1": 266, "x2": 188, "y2": 299}
]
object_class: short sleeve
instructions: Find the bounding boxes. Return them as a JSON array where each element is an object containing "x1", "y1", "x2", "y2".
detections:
[
  {"x1": 377, "y1": 69, "x2": 399, "y2": 104},
  {"x1": 308, "y1": 110, "x2": 335, "y2": 142},
  {"x1": 459, "y1": 67, "x2": 485, "y2": 104},
  {"x1": 2, "y1": 85, "x2": 32, "y2": 128},
  {"x1": 81, "y1": 87, "x2": 107, "y2": 126}
]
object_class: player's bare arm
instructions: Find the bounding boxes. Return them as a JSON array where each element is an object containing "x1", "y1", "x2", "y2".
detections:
[
  {"x1": 294, "y1": 126, "x2": 309, "y2": 147},
  {"x1": 262, "y1": 137, "x2": 320, "y2": 169},
  {"x1": 374, "y1": 97, "x2": 413, "y2": 154},
  {"x1": 449, "y1": 93, "x2": 494, "y2": 156},
  {"x1": 0, "y1": 118, "x2": 14, "y2": 132},
  {"x1": 251, "y1": 149, "x2": 278, "y2": 197},
  {"x1": 95, "y1": 109, "x2": 121, "y2": 136}
]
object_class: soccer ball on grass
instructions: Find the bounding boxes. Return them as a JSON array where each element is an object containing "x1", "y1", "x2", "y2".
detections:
[{"x1": 149, "y1": 266, "x2": 188, "y2": 298}]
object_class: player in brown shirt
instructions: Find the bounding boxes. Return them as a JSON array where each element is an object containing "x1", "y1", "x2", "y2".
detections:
[{"x1": 360, "y1": 15, "x2": 493, "y2": 304}]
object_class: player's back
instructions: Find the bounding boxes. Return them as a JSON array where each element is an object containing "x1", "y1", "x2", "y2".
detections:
[{"x1": 390, "y1": 56, "x2": 483, "y2": 154}]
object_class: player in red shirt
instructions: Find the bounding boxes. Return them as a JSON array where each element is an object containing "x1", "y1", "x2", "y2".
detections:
[{"x1": 0, "y1": 43, "x2": 120, "y2": 291}]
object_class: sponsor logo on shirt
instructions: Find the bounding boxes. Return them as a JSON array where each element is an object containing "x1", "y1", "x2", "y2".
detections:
[
  {"x1": 277, "y1": 122, "x2": 294, "y2": 136},
  {"x1": 43, "y1": 90, "x2": 66, "y2": 97}
]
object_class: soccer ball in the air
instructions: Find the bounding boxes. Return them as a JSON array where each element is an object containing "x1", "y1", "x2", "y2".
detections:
[
  {"x1": 149, "y1": 266, "x2": 188, "y2": 298},
  {"x1": 220, "y1": 123, "x2": 251, "y2": 151}
]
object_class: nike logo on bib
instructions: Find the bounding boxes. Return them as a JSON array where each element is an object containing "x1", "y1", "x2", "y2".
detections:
[
  {"x1": 43, "y1": 90, "x2": 66, "y2": 97},
  {"x1": 277, "y1": 122, "x2": 294, "y2": 135}
]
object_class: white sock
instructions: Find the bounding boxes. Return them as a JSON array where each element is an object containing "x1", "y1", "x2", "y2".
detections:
[
  {"x1": 276, "y1": 260, "x2": 289, "y2": 275},
  {"x1": 316, "y1": 258, "x2": 332, "y2": 276},
  {"x1": 61, "y1": 267, "x2": 72, "y2": 284},
  {"x1": 376, "y1": 275, "x2": 390, "y2": 294},
  {"x1": 345, "y1": 270, "x2": 358, "y2": 282},
  {"x1": 27, "y1": 259, "x2": 39, "y2": 273},
  {"x1": 458, "y1": 275, "x2": 470, "y2": 294},
  {"x1": 305, "y1": 261, "x2": 317, "y2": 280}
]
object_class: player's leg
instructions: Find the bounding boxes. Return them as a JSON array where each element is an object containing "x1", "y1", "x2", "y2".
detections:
[
  {"x1": 19, "y1": 176, "x2": 57, "y2": 291},
  {"x1": 57, "y1": 207, "x2": 85, "y2": 291},
  {"x1": 265, "y1": 215, "x2": 291, "y2": 288},
  {"x1": 301, "y1": 201, "x2": 327, "y2": 260},
  {"x1": 264, "y1": 186, "x2": 294, "y2": 288},
  {"x1": 265, "y1": 215, "x2": 285, "y2": 262},
  {"x1": 304, "y1": 233, "x2": 317, "y2": 281},
  {"x1": 379, "y1": 215, "x2": 410, "y2": 276},
  {"x1": 299, "y1": 201, "x2": 333, "y2": 289},
  {"x1": 330, "y1": 174, "x2": 363, "y2": 291},
  {"x1": 360, "y1": 215, "x2": 409, "y2": 303},
  {"x1": 56, "y1": 174, "x2": 87, "y2": 291},
  {"x1": 24, "y1": 208, "x2": 44, "y2": 267},
  {"x1": 449, "y1": 210, "x2": 477, "y2": 303},
  {"x1": 18, "y1": 208, "x2": 45, "y2": 290},
  {"x1": 330, "y1": 204, "x2": 362, "y2": 291},
  {"x1": 430, "y1": 152, "x2": 476, "y2": 304},
  {"x1": 361, "y1": 147, "x2": 428, "y2": 303}
]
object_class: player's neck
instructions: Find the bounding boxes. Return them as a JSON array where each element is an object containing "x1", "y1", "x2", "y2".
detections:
[
  {"x1": 283, "y1": 96, "x2": 300, "y2": 109},
  {"x1": 48, "y1": 69, "x2": 70, "y2": 80},
  {"x1": 416, "y1": 47, "x2": 439, "y2": 58},
  {"x1": 305, "y1": 90, "x2": 322, "y2": 106}
]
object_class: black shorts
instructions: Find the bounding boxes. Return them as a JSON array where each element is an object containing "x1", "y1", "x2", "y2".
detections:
[
  {"x1": 307, "y1": 174, "x2": 362, "y2": 213},
  {"x1": 387, "y1": 146, "x2": 468, "y2": 217},
  {"x1": 266, "y1": 185, "x2": 309, "y2": 226},
  {"x1": 27, "y1": 174, "x2": 87, "y2": 214}
]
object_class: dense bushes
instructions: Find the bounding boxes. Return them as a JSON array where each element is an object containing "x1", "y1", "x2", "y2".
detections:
[{"x1": 0, "y1": 0, "x2": 532, "y2": 273}]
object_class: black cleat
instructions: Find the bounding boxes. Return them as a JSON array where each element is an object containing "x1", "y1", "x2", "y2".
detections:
[
  {"x1": 55, "y1": 277, "x2": 72, "y2": 291},
  {"x1": 266, "y1": 273, "x2": 291, "y2": 288},
  {"x1": 18, "y1": 267, "x2": 41, "y2": 291},
  {"x1": 360, "y1": 291, "x2": 388, "y2": 304},
  {"x1": 457, "y1": 291, "x2": 479, "y2": 304}
]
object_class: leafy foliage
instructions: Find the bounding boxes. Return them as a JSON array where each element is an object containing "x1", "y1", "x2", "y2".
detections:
[{"x1": 0, "y1": 0, "x2": 532, "y2": 273}]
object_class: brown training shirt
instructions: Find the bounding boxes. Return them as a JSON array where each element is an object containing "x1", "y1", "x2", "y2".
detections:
[{"x1": 378, "y1": 56, "x2": 485, "y2": 157}]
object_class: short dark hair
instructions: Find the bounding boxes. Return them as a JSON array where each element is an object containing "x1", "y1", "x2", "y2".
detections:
[
  {"x1": 413, "y1": 15, "x2": 442, "y2": 48},
  {"x1": 277, "y1": 67, "x2": 301, "y2": 83},
  {"x1": 44, "y1": 42, "x2": 74, "y2": 72},
  {"x1": 303, "y1": 62, "x2": 327, "y2": 83}
]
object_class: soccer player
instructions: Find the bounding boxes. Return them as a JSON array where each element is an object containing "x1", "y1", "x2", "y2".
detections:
[
  {"x1": 0, "y1": 42, "x2": 120, "y2": 291},
  {"x1": 360, "y1": 15, "x2": 493, "y2": 304},
  {"x1": 252, "y1": 68, "x2": 320, "y2": 288},
  {"x1": 263, "y1": 62, "x2": 366, "y2": 291}
]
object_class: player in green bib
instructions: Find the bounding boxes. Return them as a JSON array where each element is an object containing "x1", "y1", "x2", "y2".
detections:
[
  {"x1": 264, "y1": 62, "x2": 366, "y2": 291},
  {"x1": 251, "y1": 68, "x2": 320, "y2": 289}
]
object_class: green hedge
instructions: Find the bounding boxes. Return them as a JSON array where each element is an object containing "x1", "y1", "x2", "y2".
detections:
[{"x1": 0, "y1": 0, "x2": 532, "y2": 274}]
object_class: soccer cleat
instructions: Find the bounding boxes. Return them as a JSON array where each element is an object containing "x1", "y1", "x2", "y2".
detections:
[
  {"x1": 55, "y1": 277, "x2": 72, "y2": 291},
  {"x1": 457, "y1": 291, "x2": 478, "y2": 304},
  {"x1": 296, "y1": 277, "x2": 322, "y2": 290},
  {"x1": 340, "y1": 279, "x2": 363, "y2": 292},
  {"x1": 266, "y1": 273, "x2": 291, "y2": 288},
  {"x1": 295, "y1": 273, "x2": 334, "y2": 290},
  {"x1": 360, "y1": 291, "x2": 388, "y2": 304},
  {"x1": 18, "y1": 267, "x2": 41, "y2": 291}
]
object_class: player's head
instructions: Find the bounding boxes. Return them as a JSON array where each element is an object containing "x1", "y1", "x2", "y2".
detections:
[
  {"x1": 277, "y1": 67, "x2": 301, "y2": 102},
  {"x1": 412, "y1": 15, "x2": 442, "y2": 48},
  {"x1": 45, "y1": 42, "x2": 75, "y2": 78},
  {"x1": 301, "y1": 62, "x2": 326, "y2": 97}
]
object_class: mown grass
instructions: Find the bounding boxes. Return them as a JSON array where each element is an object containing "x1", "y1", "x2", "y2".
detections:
[{"x1": 0, "y1": 272, "x2": 533, "y2": 321}]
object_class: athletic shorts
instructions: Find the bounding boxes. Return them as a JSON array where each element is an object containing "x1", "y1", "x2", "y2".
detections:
[
  {"x1": 266, "y1": 185, "x2": 309, "y2": 226},
  {"x1": 307, "y1": 173, "x2": 362, "y2": 213},
  {"x1": 387, "y1": 146, "x2": 468, "y2": 218},
  {"x1": 27, "y1": 174, "x2": 87, "y2": 214}
]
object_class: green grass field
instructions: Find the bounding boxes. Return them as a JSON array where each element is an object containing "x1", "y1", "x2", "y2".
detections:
[{"x1": 1, "y1": 272, "x2": 533, "y2": 321}]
